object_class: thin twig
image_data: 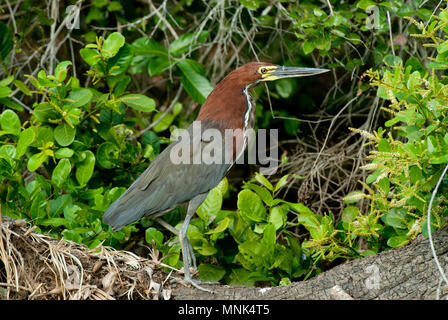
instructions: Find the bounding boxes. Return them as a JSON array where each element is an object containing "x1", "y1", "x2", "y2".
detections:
[
  {"x1": 387, "y1": 11, "x2": 395, "y2": 56},
  {"x1": 427, "y1": 164, "x2": 448, "y2": 290}
]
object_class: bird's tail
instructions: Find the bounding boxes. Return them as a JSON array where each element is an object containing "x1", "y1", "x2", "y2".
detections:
[{"x1": 102, "y1": 186, "x2": 147, "y2": 231}]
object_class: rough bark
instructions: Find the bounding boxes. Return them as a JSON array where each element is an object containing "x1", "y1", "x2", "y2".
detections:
[{"x1": 171, "y1": 229, "x2": 448, "y2": 300}]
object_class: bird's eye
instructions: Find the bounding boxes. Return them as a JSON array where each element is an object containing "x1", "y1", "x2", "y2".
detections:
[{"x1": 260, "y1": 68, "x2": 267, "y2": 74}]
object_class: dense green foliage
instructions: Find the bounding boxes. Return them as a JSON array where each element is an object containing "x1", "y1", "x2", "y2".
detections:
[
  {"x1": 0, "y1": 0, "x2": 447, "y2": 286},
  {"x1": 349, "y1": 11, "x2": 448, "y2": 248}
]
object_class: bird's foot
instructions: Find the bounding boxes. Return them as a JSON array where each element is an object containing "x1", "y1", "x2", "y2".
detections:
[{"x1": 171, "y1": 274, "x2": 216, "y2": 294}]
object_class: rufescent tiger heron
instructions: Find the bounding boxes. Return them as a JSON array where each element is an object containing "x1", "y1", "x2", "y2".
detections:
[{"x1": 103, "y1": 62, "x2": 329, "y2": 291}]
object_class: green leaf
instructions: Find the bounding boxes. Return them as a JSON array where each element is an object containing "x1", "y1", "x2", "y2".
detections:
[
  {"x1": 142, "y1": 131, "x2": 161, "y2": 155},
  {"x1": 0, "y1": 86, "x2": 12, "y2": 99},
  {"x1": 416, "y1": 8, "x2": 432, "y2": 21},
  {"x1": 286, "y1": 202, "x2": 314, "y2": 215},
  {"x1": 27, "y1": 152, "x2": 47, "y2": 172},
  {"x1": 206, "y1": 217, "x2": 230, "y2": 234},
  {"x1": 383, "y1": 208, "x2": 408, "y2": 229},
  {"x1": 409, "y1": 166, "x2": 422, "y2": 184},
  {"x1": 238, "y1": 240, "x2": 264, "y2": 267},
  {"x1": 33, "y1": 103, "x2": 59, "y2": 122},
  {"x1": 55, "y1": 147, "x2": 74, "y2": 159},
  {"x1": 427, "y1": 136, "x2": 438, "y2": 154},
  {"x1": 378, "y1": 138, "x2": 391, "y2": 152},
  {"x1": 343, "y1": 191, "x2": 365, "y2": 204},
  {"x1": 377, "y1": 177, "x2": 390, "y2": 194},
  {"x1": 240, "y1": 0, "x2": 260, "y2": 10},
  {"x1": 32, "y1": 126, "x2": 54, "y2": 148},
  {"x1": 396, "y1": 4, "x2": 414, "y2": 17},
  {"x1": 302, "y1": 41, "x2": 315, "y2": 55},
  {"x1": 227, "y1": 268, "x2": 255, "y2": 286},
  {"x1": 274, "y1": 175, "x2": 289, "y2": 192},
  {"x1": 111, "y1": 75, "x2": 131, "y2": 97},
  {"x1": 268, "y1": 206, "x2": 286, "y2": 230},
  {"x1": 244, "y1": 183, "x2": 273, "y2": 206},
  {"x1": 387, "y1": 235, "x2": 409, "y2": 248},
  {"x1": 197, "y1": 188, "x2": 223, "y2": 222},
  {"x1": 107, "y1": 44, "x2": 133, "y2": 76},
  {"x1": 342, "y1": 206, "x2": 359, "y2": 223},
  {"x1": 40, "y1": 217, "x2": 70, "y2": 227},
  {"x1": 215, "y1": 178, "x2": 228, "y2": 196},
  {"x1": 275, "y1": 78, "x2": 295, "y2": 99},
  {"x1": 147, "y1": 56, "x2": 171, "y2": 76},
  {"x1": 383, "y1": 55, "x2": 402, "y2": 67},
  {"x1": 108, "y1": 1, "x2": 122, "y2": 11},
  {"x1": 131, "y1": 37, "x2": 168, "y2": 56},
  {"x1": 52, "y1": 158, "x2": 71, "y2": 188},
  {"x1": 0, "y1": 75, "x2": 13, "y2": 87},
  {"x1": 16, "y1": 127, "x2": 36, "y2": 159},
  {"x1": 356, "y1": 0, "x2": 377, "y2": 10},
  {"x1": 66, "y1": 88, "x2": 93, "y2": 108},
  {"x1": 49, "y1": 194, "x2": 72, "y2": 217},
  {"x1": 76, "y1": 150, "x2": 95, "y2": 186},
  {"x1": 168, "y1": 31, "x2": 209, "y2": 56},
  {"x1": 96, "y1": 142, "x2": 119, "y2": 169},
  {"x1": 30, "y1": 192, "x2": 47, "y2": 219},
  {"x1": 1, "y1": 109, "x2": 21, "y2": 135},
  {"x1": 64, "y1": 107, "x2": 82, "y2": 126},
  {"x1": 426, "y1": 61, "x2": 448, "y2": 70},
  {"x1": 0, "y1": 97, "x2": 24, "y2": 111},
  {"x1": 177, "y1": 59, "x2": 213, "y2": 104},
  {"x1": 54, "y1": 123, "x2": 76, "y2": 147},
  {"x1": 346, "y1": 58, "x2": 363, "y2": 71},
  {"x1": 120, "y1": 94, "x2": 156, "y2": 113},
  {"x1": 80, "y1": 48, "x2": 100, "y2": 66},
  {"x1": 0, "y1": 22, "x2": 13, "y2": 61},
  {"x1": 54, "y1": 61, "x2": 72, "y2": 82},
  {"x1": 422, "y1": 219, "x2": 436, "y2": 237},
  {"x1": 14, "y1": 80, "x2": 32, "y2": 96},
  {"x1": 197, "y1": 264, "x2": 226, "y2": 282},
  {"x1": 145, "y1": 227, "x2": 164, "y2": 248},
  {"x1": 237, "y1": 189, "x2": 266, "y2": 222},
  {"x1": 37, "y1": 70, "x2": 57, "y2": 87},
  {"x1": 405, "y1": 57, "x2": 425, "y2": 76},
  {"x1": 152, "y1": 112, "x2": 175, "y2": 133},
  {"x1": 102, "y1": 32, "x2": 125, "y2": 58},
  {"x1": 62, "y1": 229, "x2": 83, "y2": 243},
  {"x1": 254, "y1": 172, "x2": 273, "y2": 191},
  {"x1": 0, "y1": 145, "x2": 16, "y2": 161},
  {"x1": 195, "y1": 246, "x2": 218, "y2": 256},
  {"x1": 261, "y1": 223, "x2": 276, "y2": 262},
  {"x1": 297, "y1": 211, "x2": 321, "y2": 230}
]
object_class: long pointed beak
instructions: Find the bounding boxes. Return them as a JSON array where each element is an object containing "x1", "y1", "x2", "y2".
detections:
[{"x1": 272, "y1": 66, "x2": 330, "y2": 79}]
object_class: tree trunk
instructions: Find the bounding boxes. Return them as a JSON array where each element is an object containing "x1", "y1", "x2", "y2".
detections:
[{"x1": 171, "y1": 229, "x2": 448, "y2": 300}]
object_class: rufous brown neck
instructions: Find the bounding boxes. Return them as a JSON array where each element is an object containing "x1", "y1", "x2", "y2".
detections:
[{"x1": 197, "y1": 74, "x2": 249, "y2": 131}]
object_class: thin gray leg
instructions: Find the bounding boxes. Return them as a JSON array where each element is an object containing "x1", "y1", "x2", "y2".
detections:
[
  {"x1": 155, "y1": 217, "x2": 179, "y2": 236},
  {"x1": 179, "y1": 192, "x2": 214, "y2": 293}
]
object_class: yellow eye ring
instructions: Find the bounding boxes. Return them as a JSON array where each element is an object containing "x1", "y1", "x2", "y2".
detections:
[{"x1": 260, "y1": 68, "x2": 267, "y2": 74}]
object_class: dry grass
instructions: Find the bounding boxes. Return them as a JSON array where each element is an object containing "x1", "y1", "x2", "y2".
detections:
[{"x1": 0, "y1": 215, "x2": 176, "y2": 300}]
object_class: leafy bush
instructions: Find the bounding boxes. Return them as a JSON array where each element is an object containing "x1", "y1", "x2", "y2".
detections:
[
  {"x1": 1, "y1": 0, "x2": 447, "y2": 288},
  {"x1": 290, "y1": 0, "x2": 432, "y2": 71},
  {"x1": 0, "y1": 31, "x2": 213, "y2": 248},
  {"x1": 345, "y1": 9, "x2": 448, "y2": 249},
  {"x1": 143, "y1": 173, "x2": 322, "y2": 285}
]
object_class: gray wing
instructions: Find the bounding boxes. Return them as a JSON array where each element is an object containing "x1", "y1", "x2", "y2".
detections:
[{"x1": 103, "y1": 121, "x2": 231, "y2": 231}]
